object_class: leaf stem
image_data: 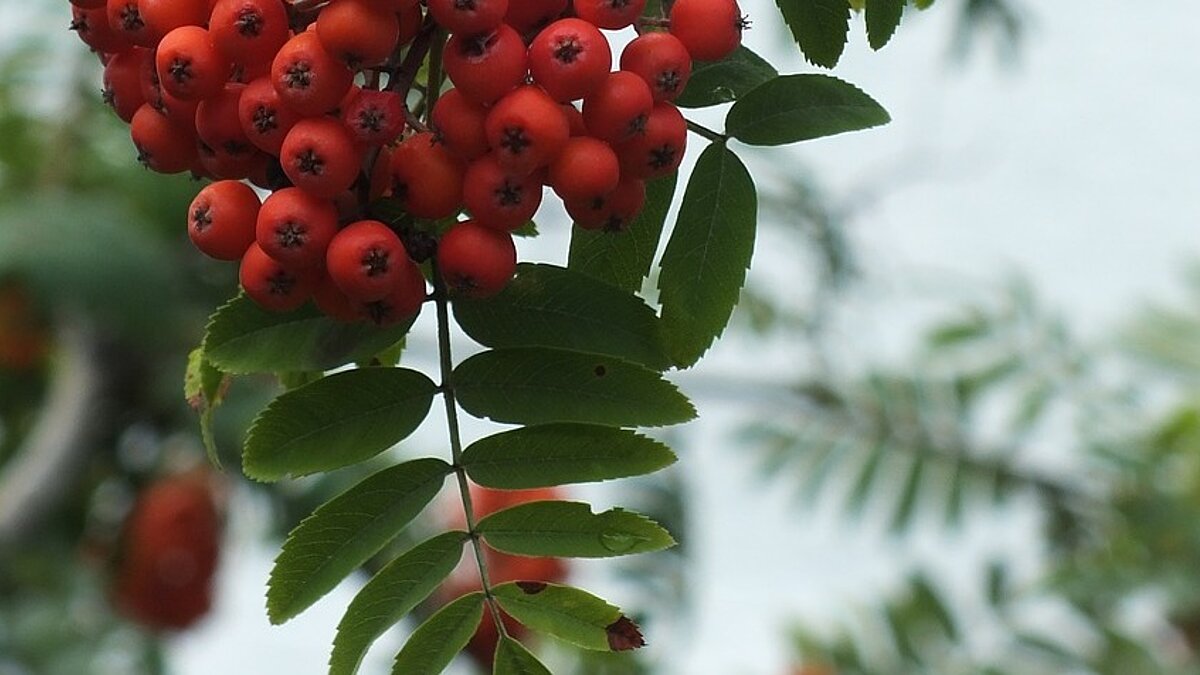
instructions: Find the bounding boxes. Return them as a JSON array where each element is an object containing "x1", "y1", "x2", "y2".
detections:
[
  {"x1": 686, "y1": 119, "x2": 727, "y2": 142},
  {"x1": 431, "y1": 260, "x2": 510, "y2": 638}
]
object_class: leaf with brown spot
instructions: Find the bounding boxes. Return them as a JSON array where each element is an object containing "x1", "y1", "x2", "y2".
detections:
[
  {"x1": 606, "y1": 615, "x2": 646, "y2": 651},
  {"x1": 492, "y1": 582, "x2": 644, "y2": 652}
]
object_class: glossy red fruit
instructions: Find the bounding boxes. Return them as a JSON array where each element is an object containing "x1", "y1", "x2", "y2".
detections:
[
  {"x1": 271, "y1": 31, "x2": 355, "y2": 116},
  {"x1": 130, "y1": 104, "x2": 197, "y2": 174},
  {"x1": 102, "y1": 48, "x2": 150, "y2": 122},
  {"x1": 669, "y1": 0, "x2": 744, "y2": 62},
  {"x1": 574, "y1": 0, "x2": 647, "y2": 30},
  {"x1": 388, "y1": 132, "x2": 466, "y2": 220},
  {"x1": 325, "y1": 220, "x2": 410, "y2": 302},
  {"x1": 240, "y1": 242, "x2": 315, "y2": 311},
  {"x1": 156, "y1": 26, "x2": 231, "y2": 101},
  {"x1": 565, "y1": 175, "x2": 645, "y2": 231},
  {"x1": 548, "y1": 136, "x2": 619, "y2": 202},
  {"x1": 255, "y1": 187, "x2": 340, "y2": 269},
  {"x1": 503, "y1": 0, "x2": 567, "y2": 37},
  {"x1": 615, "y1": 101, "x2": 686, "y2": 179},
  {"x1": 316, "y1": 0, "x2": 399, "y2": 67},
  {"x1": 359, "y1": 260, "x2": 426, "y2": 325},
  {"x1": 209, "y1": 0, "x2": 290, "y2": 66},
  {"x1": 528, "y1": 18, "x2": 611, "y2": 102},
  {"x1": 312, "y1": 270, "x2": 361, "y2": 322},
  {"x1": 279, "y1": 117, "x2": 362, "y2": 199},
  {"x1": 462, "y1": 154, "x2": 544, "y2": 231},
  {"x1": 238, "y1": 76, "x2": 301, "y2": 155},
  {"x1": 427, "y1": 0, "x2": 508, "y2": 35},
  {"x1": 70, "y1": 5, "x2": 128, "y2": 53},
  {"x1": 106, "y1": 0, "x2": 156, "y2": 48},
  {"x1": 443, "y1": 24, "x2": 528, "y2": 106},
  {"x1": 196, "y1": 83, "x2": 253, "y2": 157},
  {"x1": 484, "y1": 86, "x2": 570, "y2": 175},
  {"x1": 113, "y1": 473, "x2": 221, "y2": 631},
  {"x1": 139, "y1": 0, "x2": 209, "y2": 43},
  {"x1": 582, "y1": 70, "x2": 654, "y2": 144},
  {"x1": 620, "y1": 32, "x2": 692, "y2": 102},
  {"x1": 188, "y1": 180, "x2": 260, "y2": 260},
  {"x1": 341, "y1": 88, "x2": 406, "y2": 147},
  {"x1": 437, "y1": 220, "x2": 516, "y2": 298},
  {"x1": 430, "y1": 88, "x2": 490, "y2": 160}
]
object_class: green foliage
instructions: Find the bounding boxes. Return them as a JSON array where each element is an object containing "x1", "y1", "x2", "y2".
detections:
[
  {"x1": 330, "y1": 532, "x2": 467, "y2": 675},
  {"x1": 243, "y1": 368, "x2": 438, "y2": 481},
  {"x1": 492, "y1": 582, "x2": 641, "y2": 652},
  {"x1": 675, "y1": 47, "x2": 778, "y2": 109},
  {"x1": 453, "y1": 347, "x2": 695, "y2": 427},
  {"x1": 461, "y1": 424, "x2": 677, "y2": 489},
  {"x1": 774, "y1": 0, "x2": 852, "y2": 68},
  {"x1": 184, "y1": 347, "x2": 228, "y2": 467},
  {"x1": 657, "y1": 142, "x2": 758, "y2": 367},
  {"x1": 203, "y1": 294, "x2": 415, "y2": 374},
  {"x1": 726, "y1": 74, "x2": 891, "y2": 146},
  {"x1": 390, "y1": 592, "x2": 485, "y2": 675},
  {"x1": 568, "y1": 175, "x2": 677, "y2": 293},
  {"x1": 865, "y1": 0, "x2": 906, "y2": 49},
  {"x1": 494, "y1": 637, "x2": 553, "y2": 675},
  {"x1": 453, "y1": 264, "x2": 671, "y2": 370},
  {"x1": 477, "y1": 501, "x2": 675, "y2": 558},
  {"x1": 267, "y1": 459, "x2": 452, "y2": 624}
]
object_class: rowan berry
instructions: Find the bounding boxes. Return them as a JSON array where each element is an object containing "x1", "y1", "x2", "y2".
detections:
[
  {"x1": 360, "y1": 260, "x2": 426, "y2": 325},
  {"x1": 130, "y1": 104, "x2": 197, "y2": 174},
  {"x1": 396, "y1": 0, "x2": 423, "y2": 46},
  {"x1": 312, "y1": 271, "x2": 362, "y2": 322},
  {"x1": 188, "y1": 180, "x2": 260, "y2": 260},
  {"x1": 427, "y1": 0, "x2": 508, "y2": 35},
  {"x1": 106, "y1": 0, "x2": 156, "y2": 48},
  {"x1": 209, "y1": 0, "x2": 290, "y2": 67},
  {"x1": 503, "y1": 0, "x2": 567, "y2": 37},
  {"x1": 255, "y1": 187, "x2": 340, "y2": 269},
  {"x1": 620, "y1": 32, "x2": 692, "y2": 103},
  {"x1": 325, "y1": 220, "x2": 410, "y2": 302},
  {"x1": 548, "y1": 136, "x2": 619, "y2": 202},
  {"x1": 139, "y1": 0, "x2": 209, "y2": 44},
  {"x1": 69, "y1": 0, "x2": 107, "y2": 10},
  {"x1": 582, "y1": 70, "x2": 654, "y2": 144},
  {"x1": 196, "y1": 83, "x2": 254, "y2": 159},
  {"x1": 240, "y1": 242, "x2": 315, "y2": 312},
  {"x1": 279, "y1": 117, "x2": 362, "y2": 199},
  {"x1": 238, "y1": 76, "x2": 300, "y2": 155},
  {"x1": 462, "y1": 154, "x2": 544, "y2": 231},
  {"x1": 341, "y1": 88, "x2": 406, "y2": 147},
  {"x1": 669, "y1": 0, "x2": 745, "y2": 62},
  {"x1": 484, "y1": 85, "x2": 570, "y2": 175},
  {"x1": 430, "y1": 88, "x2": 490, "y2": 160},
  {"x1": 316, "y1": 0, "x2": 399, "y2": 68},
  {"x1": 528, "y1": 18, "x2": 611, "y2": 102},
  {"x1": 388, "y1": 132, "x2": 466, "y2": 220},
  {"x1": 565, "y1": 175, "x2": 645, "y2": 231},
  {"x1": 156, "y1": 26, "x2": 231, "y2": 101},
  {"x1": 436, "y1": 220, "x2": 516, "y2": 298},
  {"x1": 271, "y1": 31, "x2": 355, "y2": 116},
  {"x1": 198, "y1": 143, "x2": 270, "y2": 180},
  {"x1": 70, "y1": 5, "x2": 127, "y2": 53},
  {"x1": 443, "y1": 24, "x2": 528, "y2": 106},
  {"x1": 574, "y1": 0, "x2": 647, "y2": 30},
  {"x1": 615, "y1": 101, "x2": 686, "y2": 179},
  {"x1": 102, "y1": 48, "x2": 150, "y2": 123}
]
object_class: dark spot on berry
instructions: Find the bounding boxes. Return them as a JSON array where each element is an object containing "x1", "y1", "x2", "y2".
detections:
[
  {"x1": 68, "y1": 16, "x2": 88, "y2": 33},
  {"x1": 168, "y1": 57, "x2": 194, "y2": 84},
  {"x1": 453, "y1": 0, "x2": 477, "y2": 9},
  {"x1": 593, "y1": 364, "x2": 607, "y2": 377},
  {"x1": 627, "y1": 113, "x2": 648, "y2": 136},
  {"x1": 607, "y1": 0, "x2": 631, "y2": 7},
  {"x1": 296, "y1": 149, "x2": 323, "y2": 175},
  {"x1": 656, "y1": 70, "x2": 681, "y2": 95},
  {"x1": 284, "y1": 62, "x2": 313, "y2": 89},
  {"x1": 553, "y1": 36, "x2": 584, "y2": 64},
  {"x1": 223, "y1": 140, "x2": 252, "y2": 155},
  {"x1": 495, "y1": 180, "x2": 523, "y2": 207},
  {"x1": 252, "y1": 105, "x2": 277, "y2": 133},
  {"x1": 357, "y1": 107, "x2": 385, "y2": 133},
  {"x1": 449, "y1": 273, "x2": 478, "y2": 294},
  {"x1": 267, "y1": 270, "x2": 297, "y2": 296},
  {"x1": 275, "y1": 221, "x2": 307, "y2": 249},
  {"x1": 119, "y1": 4, "x2": 144, "y2": 31},
  {"x1": 499, "y1": 127, "x2": 531, "y2": 156},
  {"x1": 191, "y1": 205, "x2": 213, "y2": 232},
  {"x1": 649, "y1": 144, "x2": 676, "y2": 169},
  {"x1": 362, "y1": 248, "x2": 390, "y2": 276},
  {"x1": 235, "y1": 8, "x2": 264, "y2": 36},
  {"x1": 589, "y1": 196, "x2": 605, "y2": 211},
  {"x1": 391, "y1": 178, "x2": 410, "y2": 200}
]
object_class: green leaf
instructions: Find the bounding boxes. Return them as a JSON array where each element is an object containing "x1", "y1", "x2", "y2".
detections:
[
  {"x1": 568, "y1": 174, "x2": 677, "y2": 293},
  {"x1": 454, "y1": 348, "x2": 695, "y2": 427},
  {"x1": 726, "y1": 74, "x2": 890, "y2": 146},
  {"x1": 493, "y1": 637, "x2": 552, "y2": 675},
  {"x1": 493, "y1": 582, "x2": 644, "y2": 652},
  {"x1": 203, "y1": 294, "x2": 417, "y2": 374},
  {"x1": 774, "y1": 0, "x2": 851, "y2": 68},
  {"x1": 243, "y1": 367, "x2": 437, "y2": 481},
  {"x1": 656, "y1": 143, "x2": 756, "y2": 367},
  {"x1": 330, "y1": 531, "x2": 467, "y2": 675},
  {"x1": 891, "y1": 456, "x2": 925, "y2": 532},
  {"x1": 462, "y1": 424, "x2": 676, "y2": 489},
  {"x1": 675, "y1": 46, "x2": 778, "y2": 109},
  {"x1": 453, "y1": 263, "x2": 671, "y2": 370},
  {"x1": 184, "y1": 347, "x2": 228, "y2": 468},
  {"x1": 477, "y1": 501, "x2": 675, "y2": 558},
  {"x1": 391, "y1": 592, "x2": 484, "y2": 675},
  {"x1": 866, "y1": 0, "x2": 905, "y2": 49},
  {"x1": 267, "y1": 458, "x2": 452, "y2": 624}
]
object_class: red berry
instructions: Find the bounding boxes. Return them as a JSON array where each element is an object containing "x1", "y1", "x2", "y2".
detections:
[
  {"x1": 255, "y1": 187, "x2": 340, "y2": 269},
  {"x1": 574, "y1": 0, "x2": 647, "y2": 30},
  {"x1": 443, "y1": 24, "x2": 528, "y2": 106},
  {"x1": 484, "y1": 86, "x2": 570, "y2": 175},
  {"x1": 430, "y1": 88, "x2": 490, "y2": 161},
  {"x1": 102, "y1": 48, "x2": 150, "y2": 122},
  {"x1": 528, "y1": 18, "x2": 611, "y2": 103},
  {"x1": 238, "y1": 75, "x2": 301, "y2": 155},
  {"x1": 196, "y1": 83, "x2": 254, "y2": 158},
  {"x1": 359, "y1": 260, "x2": 426, "y2": 325},
  {"x1": 316, "y1": 0, "x2": 399, "y2": 68},
  {"x1": 139, "y1": 0, "x2": 209, "y2": 43},
  {"x1": 503, "y1": 0, "x2": 567, "y2": 37},
  {"x1": 130, "y1": 104, "x2": 197, "y2": 174},
  {"x1": 70, "y1": 5, "x2": 128, "y2": 53},
  {"x1": 620, "y1": 32, "x2": 693, "y2": 103},
  {"x1": 615, "y1": 101, "x2": 686, "y2": 179},
  {"x1": 565, "y1": 175, "x2": 645, "y2": 232},
  {"x1": 669, "y1": 0, "x2": 744, "y2": 62},
  {"x1": 188, "y1": 180, "x2": 260, "y2": 260},
  {"x1": 341, "y1": 88, "x2": 406, "y2": 147},
  {"x1": 209, "y1": 0, "x2": 290, "y2": 67},
  {"x1": 582, "y1": 70, "x2": 654, "y2": 144},
  {"x1": 312, "y1": 270, "x2": 362, "y2": 322},
  {"x1": 437, "y1": 220, "x2": 516, "y2": 298},
  {"x1": 388, "y1": 132, "x2": 466, "y2": 220},
  {"x1": 427, "y1": 0, "x2": 508, "y2": 35},
  {"x1": 271, "y1": 31, "x2": 355, "y2": 116},
  {"x1": 325, "y1": 220, "x2": 410, "y2": 302},
  {"x1": 462, "y1": 154, "x2": 544, "y2": 231},
  {"x1": 548, "y1": 136, "x2": 619, "y2": 202},
  {"x1": 106, "y1": 0, "x2": 156, "y2": 48},
  {"x1": 156, "y1": 26, "x2": 231, "y2": 101},
  {"x1": 279, "y1": 117, "x2": 362, "y2": 199},
  {"x1": 240, "y1": 242, "x2": 315, "y2": 312}
]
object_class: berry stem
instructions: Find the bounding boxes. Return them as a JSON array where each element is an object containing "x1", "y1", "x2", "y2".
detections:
[
  {"x1": 686, "y1": 119, "x2": 726, "y2": 142},
  {"x1": 431, "y1": 259, "x2": 510, "y2": 638}
]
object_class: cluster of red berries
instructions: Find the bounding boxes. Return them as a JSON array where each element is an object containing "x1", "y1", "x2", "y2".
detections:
[{"x1": 70, "y1": 0, "x2": 744, "y2": 321}]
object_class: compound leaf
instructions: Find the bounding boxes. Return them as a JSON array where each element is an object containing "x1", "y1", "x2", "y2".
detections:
[
  {"x1": 330, "y1": 531, "x2": 467, "y2": 675},
  {"x1": 267, "y1": 458, "x2": 451, "y2": 624},
  {"x1": 461, "y1": 424, "x2": 676, "y2": 488},
  {"x1": 726, "y1": 74, "x2": 890, "y2": 146},
  {"x1": 477, "y1": 501, "x2": 675, "y2": 558},
  {"x1": 454, "y1": 347, "x2": 694, "y2": 428},
  {"x1": 243, "y1": 367, "x2": 437, "y2": 481},
  {"x1": 493, "y1": 582, "x2": 645, "y2": 652},
  {"x1": 453, "y1": 263, "x2": 670, "y2": 370},
  {"x1": 656, "y1": 143, "x2": 756, "y2": 367}
]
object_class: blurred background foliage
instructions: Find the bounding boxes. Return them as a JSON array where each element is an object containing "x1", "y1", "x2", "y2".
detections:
[{"x1": 9, "y1": 1, "x2": 1200, "y2": 675}]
